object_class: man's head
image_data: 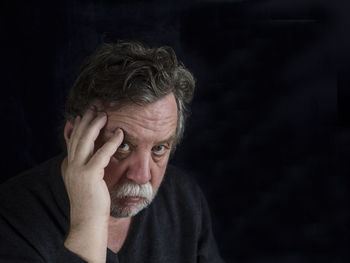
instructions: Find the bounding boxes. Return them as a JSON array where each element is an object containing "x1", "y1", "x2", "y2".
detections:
[
  {"x1": 63, "y1": 41, "x2": 195, "y2": 218},
  {"x1": 65, "y1": 41, "x2": 195, "y2": 145}
]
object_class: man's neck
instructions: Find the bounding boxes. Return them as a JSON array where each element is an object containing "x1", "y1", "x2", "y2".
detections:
[{"x1": 107, "y1": 216, "x2": 132, "y2": 253}]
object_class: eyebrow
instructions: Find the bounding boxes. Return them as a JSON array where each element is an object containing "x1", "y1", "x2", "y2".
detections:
[
  {"x1": 155, "y1": 133, "x2": 177, "y2": 146},
  {"x1": 121, "y1": 130, "x2": 138, "y2": 142}
]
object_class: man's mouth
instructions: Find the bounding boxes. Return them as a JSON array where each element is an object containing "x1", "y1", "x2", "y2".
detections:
[{"x1": 120, "y1": 196, "x2": 142, "y2": 203}]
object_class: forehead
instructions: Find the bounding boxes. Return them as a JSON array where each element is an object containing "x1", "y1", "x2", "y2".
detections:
[{"x1": 103, "y1": 93, "x2": 178, "y2": 141}]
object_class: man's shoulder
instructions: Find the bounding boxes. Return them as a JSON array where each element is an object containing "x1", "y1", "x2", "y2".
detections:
[
  {"x1": 155, "y1": 164, "x2": 204, "y2": 216},
  {"x1": 0, "y1": 154, "x2": 67, "y2": 217},
  {"x1": 0, "y1": 154, "x2": 64, "y2": 194},
  {"x1": 0, "y1": 155, "x2": 69, "y2": 260},
  {"x1": 163, "y1": 164, "x2": 201, "y2": 192}
]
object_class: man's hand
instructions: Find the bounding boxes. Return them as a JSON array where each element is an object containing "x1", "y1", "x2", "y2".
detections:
[{"x1": 61, "y1": 109, "x2": 123, "y2": 263}]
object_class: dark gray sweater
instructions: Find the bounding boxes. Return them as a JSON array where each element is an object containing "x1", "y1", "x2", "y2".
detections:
[{"x1": 0, "y1": 155, "x2": 224, "y2": 262}]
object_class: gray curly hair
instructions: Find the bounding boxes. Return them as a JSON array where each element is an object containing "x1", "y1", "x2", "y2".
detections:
[{"x1": 64, "y1": 41, "x2": 195, "y2": 145}]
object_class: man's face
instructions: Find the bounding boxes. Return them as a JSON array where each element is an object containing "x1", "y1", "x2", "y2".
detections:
[{"x1": 94, "y1": 93, "x2": 178, "y2": 218}]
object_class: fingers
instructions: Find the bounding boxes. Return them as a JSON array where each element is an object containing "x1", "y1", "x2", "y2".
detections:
[
  {"x1": 67, "y1": 116, "x2": 81, "y2": 159},
  {"x1": 74, "y1": 112, "x2": 107, "y2": 164},
  {"x1": 87, "y1": 129, "x2": 124, "y2": 174},
  {"x1": 69, "y1": 109, "x2": 97, "y2": 160}
]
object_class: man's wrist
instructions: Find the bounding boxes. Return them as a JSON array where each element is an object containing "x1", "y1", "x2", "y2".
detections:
[{"x1": 64, "y1": 219, "x2": 109, "y2": 263}]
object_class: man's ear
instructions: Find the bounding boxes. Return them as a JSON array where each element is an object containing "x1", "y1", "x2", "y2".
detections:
[{"x1": 63, "y1": 120, "x2": 74, "y2": 144}]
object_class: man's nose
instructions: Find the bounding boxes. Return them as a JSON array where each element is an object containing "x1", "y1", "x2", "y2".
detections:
[{"x1": 125, "y1": 153, "x2": 151, "y2": 185}]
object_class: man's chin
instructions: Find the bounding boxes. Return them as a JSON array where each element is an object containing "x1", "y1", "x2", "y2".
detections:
[
  {"x1": 110, "y1": 197, "x2": 151, "y2": 218},
  {"x1": 110, "y1": 206, "x2": 141, "y2": 218}
]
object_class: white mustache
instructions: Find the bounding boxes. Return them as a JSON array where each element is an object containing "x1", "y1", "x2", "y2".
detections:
[{"x1": 114, "y1": 182, "x2": 153, "y2": 200}]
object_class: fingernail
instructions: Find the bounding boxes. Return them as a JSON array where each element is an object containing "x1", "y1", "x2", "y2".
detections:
[
  {"x1": 114, "y1": 128, "x2": 122, "y2": 134},
  {"x1": 98, "y1": 111, "x2": 107, "y2": 118},
  {"x1": 89, "y1": 105, "x2": 97, "y2": 111},
  {"x1": 74, "y1": 116, "x2": 80, "y2": 124}
]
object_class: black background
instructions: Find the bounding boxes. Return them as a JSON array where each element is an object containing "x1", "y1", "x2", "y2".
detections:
[{"x1": 1, "y1": 0, "x2": 349, "y2": 262}]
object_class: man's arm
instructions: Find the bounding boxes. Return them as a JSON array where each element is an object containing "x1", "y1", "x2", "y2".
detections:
[
  {"x1": 62, "y1": 109, "x2": 123, "y2": 263},
  {"x1": 197, "y1": 189, "x2": 226, "y2": 263}
]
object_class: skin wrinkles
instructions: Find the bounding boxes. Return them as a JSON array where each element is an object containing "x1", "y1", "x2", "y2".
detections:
[
  {"x1": 105, "y1": 111, "x2": 177, "y2": 134},
  {"x1": 105, "y1": 95, "x2": 176, "y2": 132},
  {"x1": 94, "y1": 93, "x2": 178, "y2": 217}
]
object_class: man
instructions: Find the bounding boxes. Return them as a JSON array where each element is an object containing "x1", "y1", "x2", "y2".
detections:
[{"x1": 0, "y1": 41, "x2": 224, "y2": 262}]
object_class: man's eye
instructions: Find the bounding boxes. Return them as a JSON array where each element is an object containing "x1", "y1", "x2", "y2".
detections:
[
  {"x1": 118, "y1": 142, "x2": 130, "y2": 152},
  {"x1": 152, "y1": 145, "x2": 167, "y2": 155}
]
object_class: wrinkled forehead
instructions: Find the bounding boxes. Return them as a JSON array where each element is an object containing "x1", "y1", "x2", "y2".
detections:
[
  {"x1": 102, "y1": 93, "x2": 178, "y2": 138},
  {"x1": 106, "y1": 107, "x2": 177, "y2": 130}
]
